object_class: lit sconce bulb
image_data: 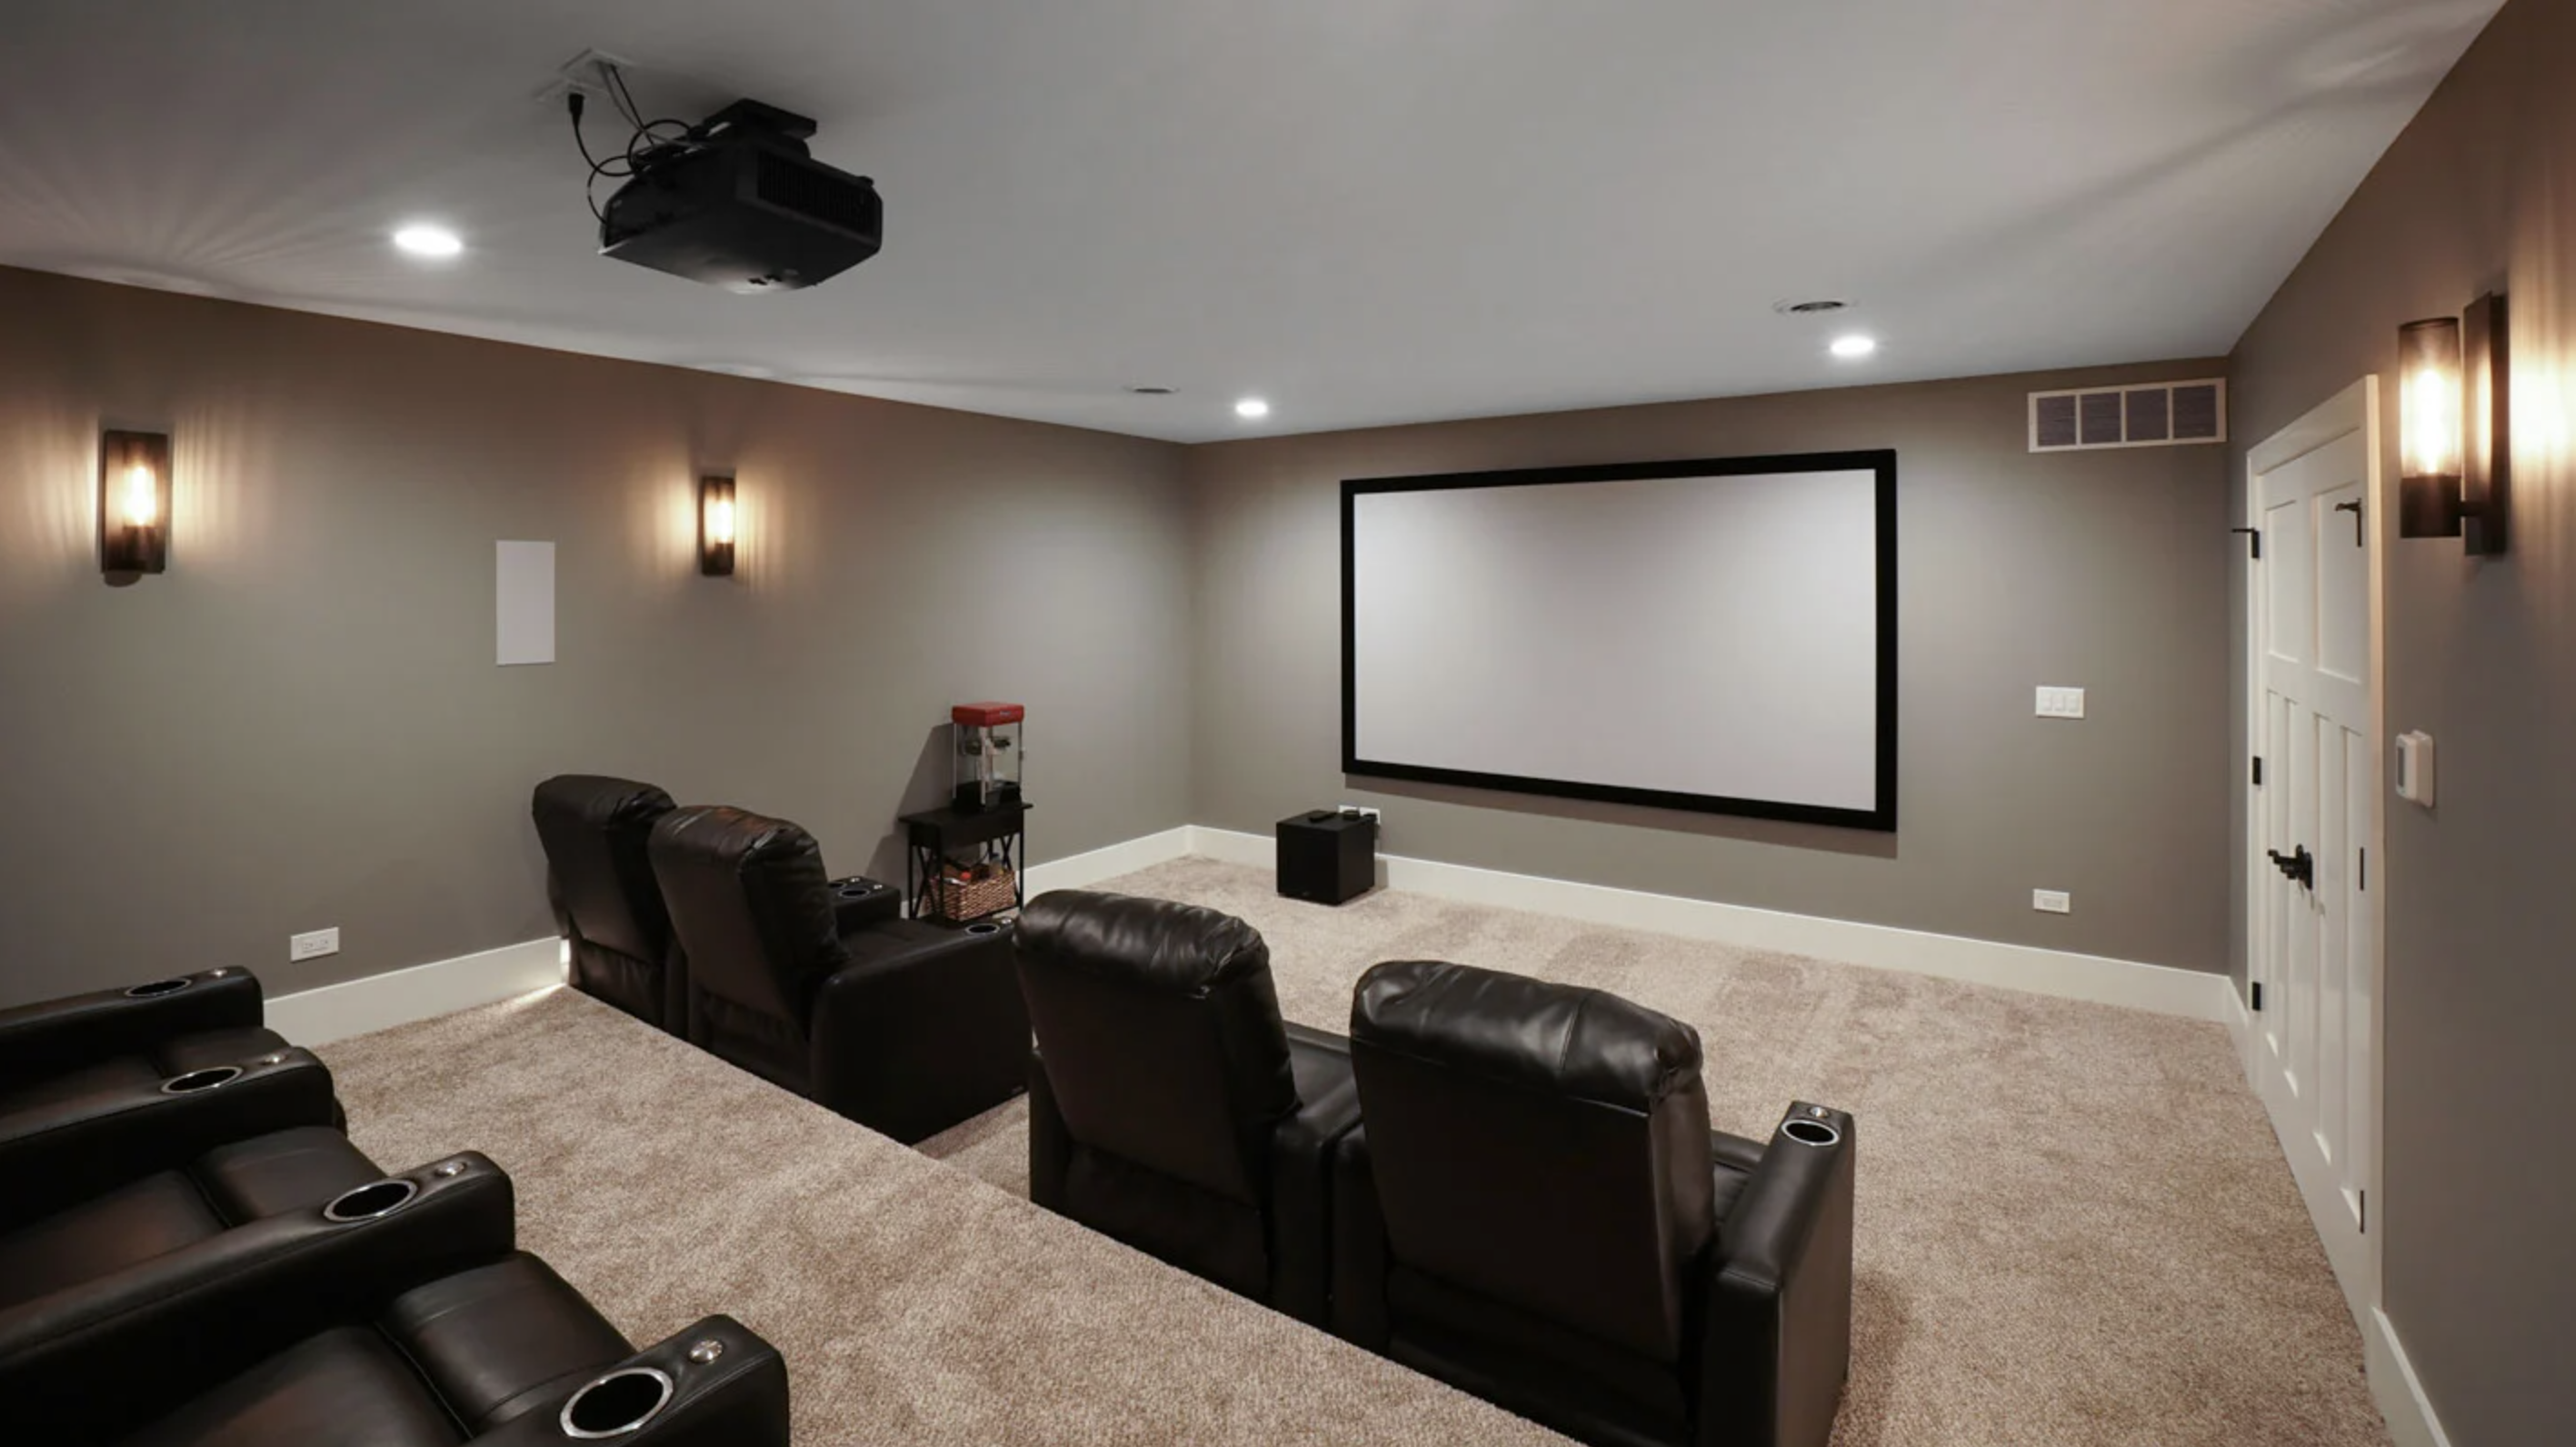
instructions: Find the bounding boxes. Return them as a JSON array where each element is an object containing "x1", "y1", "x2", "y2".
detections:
[
  {"x1": 2404, "y1": 364, "x2": 2461, "y2": 480},
  {"x1": 697, "y1": 474, "x2": 738, "y2": 576},
  {"x1": 121, "y1": 463, "x2": 159, "y2": 527}
]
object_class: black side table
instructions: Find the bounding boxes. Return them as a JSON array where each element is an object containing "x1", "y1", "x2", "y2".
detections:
[
  {"x1": 900, "y1": 801, "x2": 1031, "y2": 925},
  {"x1": 1277, "y1": 810, "x2": 1377, "y2": 905}
]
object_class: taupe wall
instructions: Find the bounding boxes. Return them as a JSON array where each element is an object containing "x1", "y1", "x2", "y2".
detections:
[
  {"x1": 2229, "y1": 2, "x2": 2575, "y2": 1441},
  {"x1": 0, "y1": 265, "x2": 1193, "y2": 1007},
  {"x1": 1186, "y1": 363, "x2": 2233, "y2": 973}
]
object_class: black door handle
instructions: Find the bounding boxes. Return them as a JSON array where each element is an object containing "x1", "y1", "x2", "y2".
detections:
[
  {"x1": 2268, "y1": 846, "x2": 2315, "y2": 889},
  {"x1": 2334, "y1": 500, "x2": 2364, "y2": 547}
]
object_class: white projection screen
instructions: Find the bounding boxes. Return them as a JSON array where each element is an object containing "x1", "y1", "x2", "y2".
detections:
[{"x1": 1343, "y1": 452, "x2": 1896, "y2": 831}]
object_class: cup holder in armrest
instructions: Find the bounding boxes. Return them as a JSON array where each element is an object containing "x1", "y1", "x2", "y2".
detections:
[
  {"x1": 964, "y1": 922, "x2": 1004, "y2": 937},
  {"x1": 560, "y1": 1367, "x2": 676, "y2": 1439},
  {"x1": 1780, "y1": 1117, "x2": 1842, "y2": 1148},
  {"x1": 322, "y1": 1179, "x2": 419, "y2": 1223},
  {"x1": 160, "y1": 1066, "x2": 243, "y2": 1094},
  {"x1": 125, "y1": 978, "x2": 193, "y2": 998}
]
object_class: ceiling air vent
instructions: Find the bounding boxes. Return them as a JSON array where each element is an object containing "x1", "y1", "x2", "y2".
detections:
[{"x1": 2030, "y1": 379, "x2": 2226, "y2": 453}]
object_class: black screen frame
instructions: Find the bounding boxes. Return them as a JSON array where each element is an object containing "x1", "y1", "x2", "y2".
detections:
[{"x1": 1341, "y1": 449, "x2": 1899, "y2": 833}]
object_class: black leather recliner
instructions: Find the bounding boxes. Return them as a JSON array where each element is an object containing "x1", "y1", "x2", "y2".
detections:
[
  {"x1": 0, "y1": 972, "x2": 344, "y2": 1232},
  {"x1": 1015, "y1": 890, "x2": 1363, "y2": 1327},
  {"x1": 0, "y1": 1124, "x2": 379, "y2": 1310},
  {"x1": 0, "y1": 1153, "x2": 790, "y2": 1445},
  {"x1": 1333, "y1": 960, "x2": 1855, "y2": 1447},
  {"x1": 648, "y1": 804, "x2": 1030, "y2": 1143},
  {"x1": 0, "y1": 966, "x2": 284, "y2": 1110},
  {"x1": 532, "y1": 773, "x2": 684, "y2": 1031}
]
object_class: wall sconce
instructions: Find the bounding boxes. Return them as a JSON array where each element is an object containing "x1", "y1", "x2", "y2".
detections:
[
  {"x1": 98, "y1": 429, "x2": 173, "y2": 575},
  {"x1": 698, "y1": 474, "x2": 736, "y2": 576},
  {"x1": 2399, "y1": 293, "x2": 2510, "y2": 554}
]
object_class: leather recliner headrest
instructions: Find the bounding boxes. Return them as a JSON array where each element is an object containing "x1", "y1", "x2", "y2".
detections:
[
  {"x1": 1013, "y1": 890, "x2": 1298, "y2": 1205},
  {"x1": 530, "y1": 774, "x2": 677, "y2": 965},
  {"x1": 646, "y1": 804, "x2": 844, "y2": 1023},
  {"x1": 1352, "y1": 958, "x2": 1705, "y2": 1112},
  {"x1": 1016, "y1": 891, "x2": 1273, "y2": 998},
  {"x1": 534, "y1": 774, "x2": 675, "y2": 833}
]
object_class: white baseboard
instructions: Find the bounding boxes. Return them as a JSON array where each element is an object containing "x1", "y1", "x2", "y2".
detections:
[
  {"x1": 2368, "y1": 1307, "x2": 2455, "y2": 1447},
  {"x1": 267, "y1": 937, "x2": 565, "y2": 1046},
  {"x1": 1024, "y1": 826, "x2": 1195, "y2": 894},
  {"x1": 269, "y1": 819, "x2": 2229, "y2": 1049},
  {"x1": 1184, "y1": 826, "x2": 2234, "y2": 1022}
]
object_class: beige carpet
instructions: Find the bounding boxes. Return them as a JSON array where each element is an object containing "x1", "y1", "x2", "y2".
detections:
[
  {"x1": 324, "y1": 856, "x2": 2390, "y2": 1447},
  {"x1": 324, "y1": 987, "x2": 1562, "y2": 1446},
  {"x1": 922, "y1": 860, "x2": 2391, "y2": 1447}
]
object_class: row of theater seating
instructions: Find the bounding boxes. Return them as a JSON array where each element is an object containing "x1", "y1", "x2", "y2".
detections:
[
  {"x1": 1013, "y1": 891, "x2": 1858, "y2": 1447},
  {"x1": 531, "y1": 774, "x2": 1029, "y2": 1143},
  {"x1": 0, "y1": 967, "x2": 789, "y2": 1444}
]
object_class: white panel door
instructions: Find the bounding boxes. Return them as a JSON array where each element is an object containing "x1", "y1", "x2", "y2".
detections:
[{"x1": 2246, "y1": 382, "x2": 2381, "y2": 1307}]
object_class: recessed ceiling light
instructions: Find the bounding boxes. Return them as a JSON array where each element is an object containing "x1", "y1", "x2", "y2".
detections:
[
  {"x1": 392, "y1": 223, "x2": 464, "y2": 260},
  {"x1": 1234, "y1": 397, "x2": 1271, "y2": 419},
  {"x1": 1830, "y1": 334, "x2": 1879, "y2": 360}
]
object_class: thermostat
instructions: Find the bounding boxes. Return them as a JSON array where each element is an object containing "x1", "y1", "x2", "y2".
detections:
[{"x1": 2395, "y1": 731, "x2": 2436, "y2": 807}]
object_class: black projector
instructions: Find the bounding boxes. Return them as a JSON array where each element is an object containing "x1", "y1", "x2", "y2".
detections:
[{"x1": 598, "y1": 99, "x2": 881, "y2": 293}]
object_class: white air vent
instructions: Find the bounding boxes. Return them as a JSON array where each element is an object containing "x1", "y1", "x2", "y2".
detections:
[{"x1": 2029, "y1": 378, "x2": 2226, "y2": 453}]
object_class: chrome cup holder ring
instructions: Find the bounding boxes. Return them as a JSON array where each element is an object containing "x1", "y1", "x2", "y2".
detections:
[
  {"x1": 964, "y1": 922, "x2": 1003, "y2": 936},
  {"x1": 323, "y1": 1179, "x2": 420, "y2": 1223},
  {"x1": 560, "y1": 1367, "x2": 677, "y2": 1439},
  {"x1": 1781, "y1": 1117, "x2": 1842, "y2": 1148},
  {"x1": 125, "y1": 978, "x2": 193, "y2": 998},
  {"x1": 161, "y1": 1066, "x2": 243, "y2": 1094}
]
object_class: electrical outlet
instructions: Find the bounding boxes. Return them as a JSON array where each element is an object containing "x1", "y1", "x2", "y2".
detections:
[
  {"x1": 2032, "y1": 890, "x2": 2072, "y2": 914},
  {"x1": 1339, "y1": 803, "x2": 1383, "y2": 823},
  {"x1": 289, "y1": 927, "x2": 340, "y2": 962},
  {"x1": 2035, "y1": 686, "x2": 2087, "y2": 720},
  {"x1": 534, "y1": 48, "x2": 636, "y2": 107}
]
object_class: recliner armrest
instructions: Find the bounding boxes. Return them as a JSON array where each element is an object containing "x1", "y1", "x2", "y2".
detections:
[
  {"x1": 1270, "y1": 1024, "x2": 1363, "y2": 1327},
  {"x1": 0, "y1": 1048, "x2": 341, "y2": 1230},
  {"x1": 810, "y1": 922, "x2": 1029, "y2": 1143},
  {"x1": 0, "y1": 969, "x2": 265, "y2": 1093},
  {"x1": 1328, "y1": 1126, "x2": 1393, "y2": 1351},
  {"x1": 1695, "y1": 1103, "x2": 1856, "y2": 1447},
  {"x1": 0, "y1": 1153, "x2": 518, "y2": 1439},
  {"x1": 471, "y1": 1315, "x2": 790, "y2": 1445}
]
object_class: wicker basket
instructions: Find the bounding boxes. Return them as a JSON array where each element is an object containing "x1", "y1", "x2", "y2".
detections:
[{"x1": 929, "y1": 864, "x2": 1018, "y2": 923}]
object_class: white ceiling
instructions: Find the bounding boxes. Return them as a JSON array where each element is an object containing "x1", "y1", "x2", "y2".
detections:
[{"x1": 0, "y1": 1, "x2": 2502, "y2": 443}]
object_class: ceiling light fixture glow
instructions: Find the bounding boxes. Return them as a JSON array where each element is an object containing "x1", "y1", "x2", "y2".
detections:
[
  {"x1": 1234, "y1": 397, "x2": 1271, "y2": 419},
  {"x1": 393, "y1": 224, "x2": 464, "y2": 259},
  {"x1": 1830, "y1": 334, "x2": 1879, "y2": 360}
]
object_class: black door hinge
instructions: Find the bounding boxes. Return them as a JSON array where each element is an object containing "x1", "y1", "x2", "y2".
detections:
[
  {"x1": 2360, "y1": 1190, "x2": 2367, "y2": 1234},
  {"x1": 2250, "y1": 981, "x2": 2263, "y2": 1013},
  {"x1": 2252, "y1": 756, "x2": 2263, "y2": 787},
  {"x1": 2359, "y1": 848, "x2": 2366, "y2": 892}
]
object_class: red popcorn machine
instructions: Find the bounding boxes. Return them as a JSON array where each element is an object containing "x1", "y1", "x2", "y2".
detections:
[{"x1": 951, "y1": 702, "x2": 1024, "y2": 813}]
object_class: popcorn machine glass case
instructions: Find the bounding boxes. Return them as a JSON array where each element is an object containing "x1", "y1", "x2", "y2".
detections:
[{"x1": 951, "y1": 703, "x2": 1024, "y2": 812}]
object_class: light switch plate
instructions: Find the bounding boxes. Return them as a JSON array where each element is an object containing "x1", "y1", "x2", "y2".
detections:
[
  {"x1": 2036, "y1": 686, "x2": 2087, "y2": 720},
  {"x1": 2032, "y1": 889, "x2": 2072, "y2": 914},
  {"x1": 2395, "y1": 731, "x2": 2436, "y2": 806},
  {"x1": 289, "y1": 927, "x2": 341, "y2": 962}
]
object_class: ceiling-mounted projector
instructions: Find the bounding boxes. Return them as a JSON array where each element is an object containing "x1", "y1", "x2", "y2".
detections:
[{"x1": 597, "y1": 98, "x2": 881, "y2": 293}]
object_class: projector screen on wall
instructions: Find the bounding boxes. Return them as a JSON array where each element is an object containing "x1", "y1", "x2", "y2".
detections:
[{"x1": 1343, "y1": 451, "x2": 1897, "y2": 831}]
